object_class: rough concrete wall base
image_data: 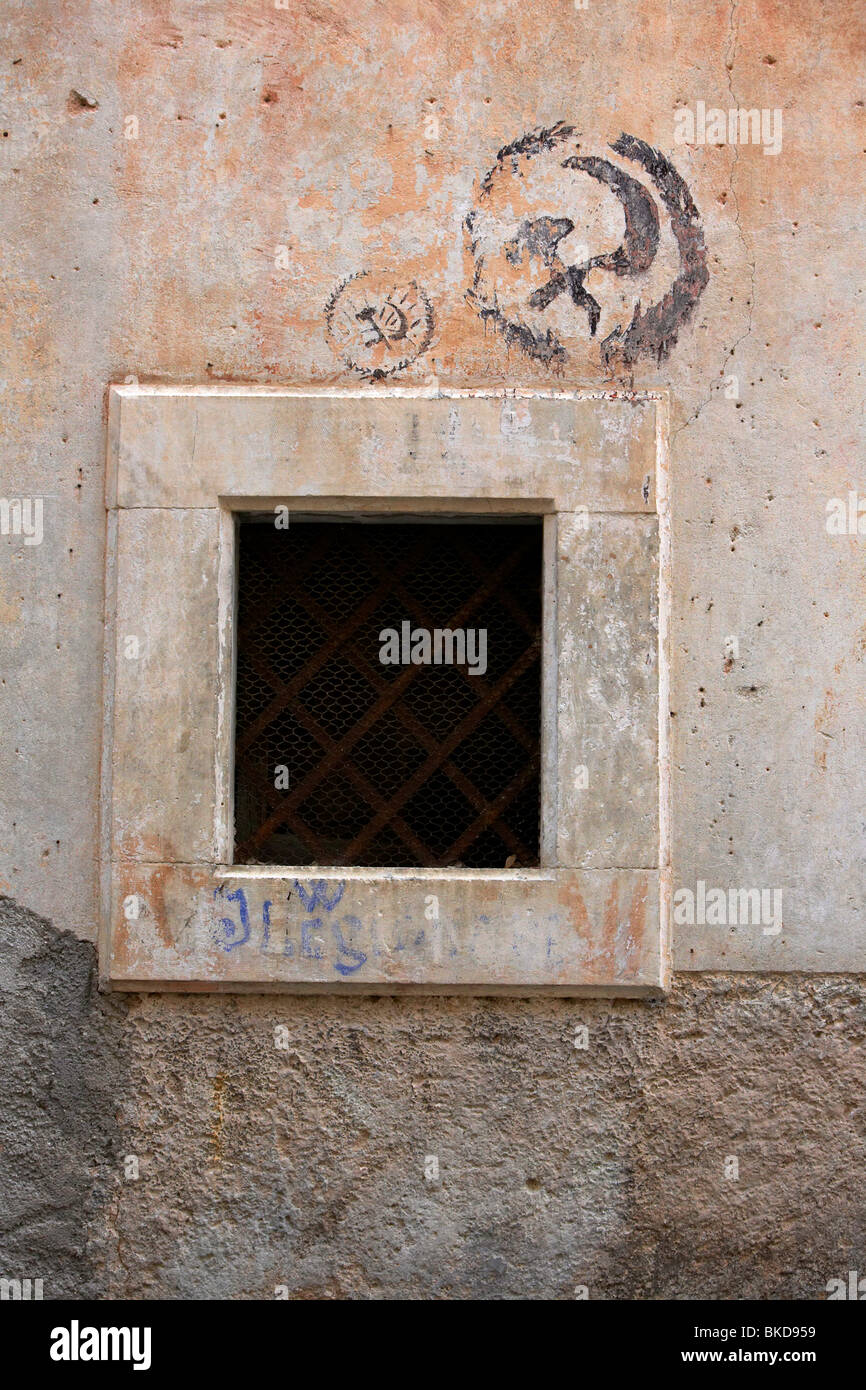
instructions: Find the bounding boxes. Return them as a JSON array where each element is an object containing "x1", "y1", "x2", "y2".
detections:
[
  {"x1": 0, "y1": 900, "x2": 128, "y2": 1299},
  {"x1": 2, "y1": 899, "x2": 863, "y2": 1300}
]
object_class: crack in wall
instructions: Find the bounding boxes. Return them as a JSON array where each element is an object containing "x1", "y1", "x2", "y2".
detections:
[{"x1": 673, "y1": 0, "x2": 757, "y2": 443}]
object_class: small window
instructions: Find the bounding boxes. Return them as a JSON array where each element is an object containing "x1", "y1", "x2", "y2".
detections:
[
  {"x1": 104, "y1": 386, "x2": 666, "y2": 994},
  {"x1": 233, "y1": 515, "x2": 542, "y2": 868}
]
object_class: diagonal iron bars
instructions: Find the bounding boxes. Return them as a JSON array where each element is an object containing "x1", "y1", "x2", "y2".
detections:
[{"x1": 233, "y1": 519, "x2": 542, "y2": 868}]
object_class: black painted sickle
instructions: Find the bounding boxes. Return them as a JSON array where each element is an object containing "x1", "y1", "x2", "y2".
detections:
[
  {"x1": 599, "y1": 132, "x2": 710, "y2": 368},
  {"x1": 560, "y1": 154, "x2": 660, "y2": 275}
]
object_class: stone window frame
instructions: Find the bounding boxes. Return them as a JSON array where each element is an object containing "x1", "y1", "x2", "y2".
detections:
[{"x1": 101, "y1": 385, "x2": 670, "y2": 996}]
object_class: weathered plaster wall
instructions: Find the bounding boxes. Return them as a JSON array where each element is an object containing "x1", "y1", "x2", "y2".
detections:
[{"x1": 1, "y1": 0, "x2": 864, "y2": 1296}]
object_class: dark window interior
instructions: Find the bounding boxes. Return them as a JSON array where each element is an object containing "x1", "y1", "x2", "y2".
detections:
[{"x1": 233, "y1": 515, "x2": 542, "y2": 868}]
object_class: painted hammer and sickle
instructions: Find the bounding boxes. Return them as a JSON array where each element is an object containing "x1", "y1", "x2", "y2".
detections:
[{"x1": 505, "y1": 159, "x2": 660, "y2": 337}]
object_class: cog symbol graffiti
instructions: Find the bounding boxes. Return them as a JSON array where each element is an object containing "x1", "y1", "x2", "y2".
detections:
[
  {"x1": 325, "y1": 271, "x2": 435, "y2": 380},
  {"x1": 465, "y1": 123, "x2": 709, "y2": 373}
]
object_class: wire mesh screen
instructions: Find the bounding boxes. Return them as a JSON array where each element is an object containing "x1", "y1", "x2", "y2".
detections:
[{"x1": 233, "y1": 517, "x2": 542, "y2": 867}]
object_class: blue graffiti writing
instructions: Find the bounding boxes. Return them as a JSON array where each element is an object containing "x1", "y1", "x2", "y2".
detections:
[
  {"x1": 301, "y1": 916, "x2": 324, "y2": 960},
  {"x1": 207, "y1": 878, "x2": 447, "y2": 977},
  {"x1": 212, "y1": 885, "x2": 251, "y2": 952},
  {"x1": 293, "y1": 878, "x2": 346, "y2": 914},
  {"x1": 331, "y1": 915, "x2": 368, "y2": 975}
]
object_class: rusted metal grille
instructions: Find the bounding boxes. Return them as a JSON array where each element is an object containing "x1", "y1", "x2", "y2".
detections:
[{"x1": 233, "y1": 517, "x2": 542, "y2": 867}]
